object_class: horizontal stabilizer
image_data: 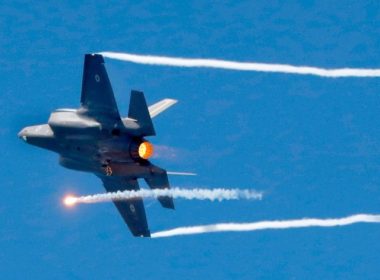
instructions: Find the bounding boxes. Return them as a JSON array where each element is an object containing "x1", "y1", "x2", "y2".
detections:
[
  {"x1": 149, "y1": 99, "x2": 178, "y2": 118},
  {"x1": 128, "y1": 90, "x2": 155, "y2": 136},
  {"x1": 144, "y1": 165, "x2": 174, "y2": 209},
  {"x1": 167, "y1": 171, "x2": 197, "y2": 176}
]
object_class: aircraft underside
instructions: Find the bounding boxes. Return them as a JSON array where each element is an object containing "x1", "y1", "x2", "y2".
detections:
[{"x1": 19, "y1": 54, "x2": 178, "y2": 237}]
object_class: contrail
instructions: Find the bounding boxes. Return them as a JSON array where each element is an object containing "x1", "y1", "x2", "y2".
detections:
[
  {"x1": 63, "y1": 188, "x2": 263, "y2": 206},
  {"x1": 151, "y1": 214, "x2": 380, "y2": 238},
  {"x1": 99, "y1": 51, "x2": 380, "y2": 78}
]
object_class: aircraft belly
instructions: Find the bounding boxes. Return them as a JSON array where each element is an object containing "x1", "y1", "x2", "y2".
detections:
[
  {"x1": 19, "y1": 54, "x2": 177, "y2": 237},
  {"x1": 108, "y1": 162, "x2": 149, "y2": 177},
  {"x1": 59, "y1": 157, "x2": 94, "y2": 173}
]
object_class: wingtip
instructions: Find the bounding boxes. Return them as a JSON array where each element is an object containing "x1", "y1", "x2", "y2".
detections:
[
  {"x1": 84, "y1": 53, "x2": 105, "y2": 63},
  {"x1": 134, "y1": 230, "x2": 151, "y2": 238},
  {"x1": 166, "y1": 98, "x2": 178, "y2": 104}
]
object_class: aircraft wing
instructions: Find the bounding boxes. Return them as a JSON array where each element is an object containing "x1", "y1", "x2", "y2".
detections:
[
  {"x1": 98, "y1": 175, "x2": 150, "y2": 237},
  {"x1": 80, "y1": 54, "x2": 122, "y2": 126}
]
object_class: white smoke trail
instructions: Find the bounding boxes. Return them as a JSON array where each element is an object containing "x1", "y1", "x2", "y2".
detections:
[
  {"x1": 64, "y1": 188, "x2": 262, "y2": 205},
  {"x1": 99, "y1": 51, "x2": 380, "y2": 78},
  {"x1": 151, "y1": 214, "x2": 380, "y2": 238}
]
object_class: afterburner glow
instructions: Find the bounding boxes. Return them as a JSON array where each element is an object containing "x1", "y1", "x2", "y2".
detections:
[{"x1": 138, "y1": 141, "x2": 154, "y2": 159}]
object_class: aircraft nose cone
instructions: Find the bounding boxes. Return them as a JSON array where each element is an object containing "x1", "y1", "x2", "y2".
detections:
[{"x1": 18, "y1": 128, "x2": 27, "y2": 140}]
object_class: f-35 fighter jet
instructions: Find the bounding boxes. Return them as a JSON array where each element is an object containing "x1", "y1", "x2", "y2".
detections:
[{"x1": 18, "y1": 54, "x2": 178, "y2": 237}]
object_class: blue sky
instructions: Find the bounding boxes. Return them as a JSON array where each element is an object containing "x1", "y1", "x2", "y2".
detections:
[{"x1": 1, "y1": 1, "x2": 380, "y2": 279}]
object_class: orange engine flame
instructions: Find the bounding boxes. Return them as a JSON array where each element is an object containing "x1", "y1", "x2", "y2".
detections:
[{"x1": 138, "y1": 141, "x2": 154, "y2": 159}]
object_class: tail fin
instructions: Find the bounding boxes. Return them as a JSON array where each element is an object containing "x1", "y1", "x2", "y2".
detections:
[
  {"x1": 144, "y1": 165, "x2": 175, "y2": 209},
  {"x1": 126, "y1": 91, "x2": 156, "y2": 136}
]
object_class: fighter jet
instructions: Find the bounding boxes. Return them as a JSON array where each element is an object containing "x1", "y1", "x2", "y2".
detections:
[{"x1": 18, "y1": 54, "x2": 179, "y2": 237}]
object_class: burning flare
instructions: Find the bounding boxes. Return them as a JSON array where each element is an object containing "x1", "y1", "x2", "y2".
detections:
[{"x1": 63, "y1": 195, "x2": 78, "y2": 207}]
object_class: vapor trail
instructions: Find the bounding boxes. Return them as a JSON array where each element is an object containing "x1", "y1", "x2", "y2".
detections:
[
  {"x1": 99, "y1": 51, "x2": 380, "y2": 78},
  {"x1": 151, "y1": 214, "x2": 380, "y2": 238},
  {"x1": 64, "y1": 188, "x2": 262, "y2": 205}
]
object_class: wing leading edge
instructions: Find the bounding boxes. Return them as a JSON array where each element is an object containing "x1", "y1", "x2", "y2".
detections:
[{"x1": 98, "y1": 175, "x2": 150, "y2": 237}]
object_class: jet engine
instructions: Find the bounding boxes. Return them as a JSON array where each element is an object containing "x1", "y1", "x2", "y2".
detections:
[{"x1": 130, "y1": 139, "x2": 154, "y2": 160}]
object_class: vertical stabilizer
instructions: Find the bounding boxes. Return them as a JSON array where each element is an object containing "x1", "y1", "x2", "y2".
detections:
[{"x1": 128, "y1": 91, "x2": 156, "y2": 136}]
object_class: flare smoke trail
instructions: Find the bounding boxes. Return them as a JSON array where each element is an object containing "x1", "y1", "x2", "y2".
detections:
[
  {"x1": 99, "y1": 51, "x2": 380, "y2": 78},
  {"x1": 65, "y1": 188, "x2": 263, "y2": 205},
  {"x1": 151, "y1": 214, "x2": 380, "y2": 238}
]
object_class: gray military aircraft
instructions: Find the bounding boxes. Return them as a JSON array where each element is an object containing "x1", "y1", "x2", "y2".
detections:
[{"x1": 18, "y1": 54, "x2": 179, "y2": 237}]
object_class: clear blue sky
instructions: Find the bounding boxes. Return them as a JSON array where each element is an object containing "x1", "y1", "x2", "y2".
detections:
[{"x1": 1, "y1": 1, "x2": 380, "y2": 279}]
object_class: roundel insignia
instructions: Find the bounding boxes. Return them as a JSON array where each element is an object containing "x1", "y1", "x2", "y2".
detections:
[
  {"x1": 130, "y1": 204, "x2": 136, "y2": 213},
  {"x1": 95, "y1": 74, "x2": 100, "y2": 82}
]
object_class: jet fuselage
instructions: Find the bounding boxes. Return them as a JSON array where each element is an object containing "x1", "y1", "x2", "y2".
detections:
[
  {"x1": 18, "y1": 108, "x2": 152, "y2": 177},
  {"x1": 18, "y1": 54, "x2": 176, "y2": 237}
]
